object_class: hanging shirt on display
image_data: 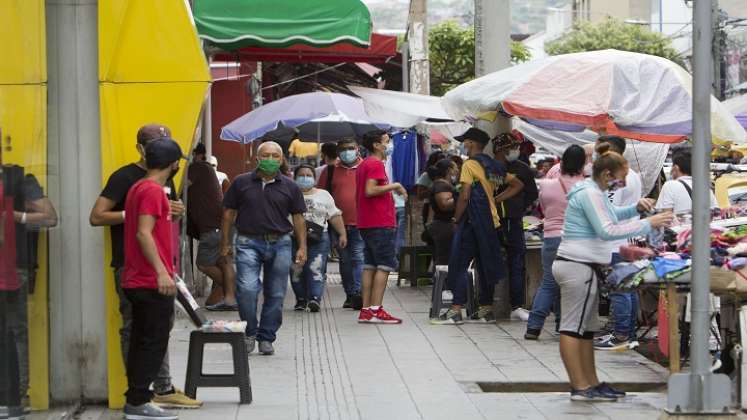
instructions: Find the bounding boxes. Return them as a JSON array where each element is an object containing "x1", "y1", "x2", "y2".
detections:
[{"x1": 390, "y1": 130, "x2": 418, "y2": 190}]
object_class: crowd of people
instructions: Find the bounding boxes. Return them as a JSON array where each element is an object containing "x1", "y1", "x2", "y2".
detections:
[{"x1": 81, "y1": 120, "x2": 718, "y2": 418}]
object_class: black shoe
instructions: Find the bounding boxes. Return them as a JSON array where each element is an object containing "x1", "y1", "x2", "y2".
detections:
[
  {"x1": 307, "y1": 299, "x2": 321, "y2": 312},
  {"x1": 342, "y1": 295, "x2": 353, "y2": 309},
  {"x1": 351, "y1": 294, "x2": 363, "y2": 310},
  {"x1": 524, "y1": 328, "x2": 541, "y2": 340},
  {"x1": 294, "y1": 300, "x2": 307, "y2": 311}
]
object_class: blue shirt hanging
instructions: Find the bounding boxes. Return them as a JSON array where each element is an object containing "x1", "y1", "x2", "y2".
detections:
[{"x1": 391, "y1": 129, "x2": 418, "y2": 190}]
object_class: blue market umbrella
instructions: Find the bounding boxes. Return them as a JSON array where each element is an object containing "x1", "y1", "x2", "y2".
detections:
[{"x1": 220, "y1": 91, "x2": 390, "y2": 144}]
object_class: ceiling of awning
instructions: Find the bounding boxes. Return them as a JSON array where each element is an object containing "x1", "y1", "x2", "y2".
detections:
[
  {"x1": 213, "y1": 33, "x2": 397, "y2": 64},
  {"x1": 193, "y1": 0, "x2": 372, "y2": 51}
]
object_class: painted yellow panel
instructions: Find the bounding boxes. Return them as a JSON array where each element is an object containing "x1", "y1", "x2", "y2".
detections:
[
  {"x1": 99, "y1": 0, "x2": 210, "y2": 83},
  {"x1": 100, "y1": 81, "x2": 208, "y2": 408},
  {"x1": 0, "y1": 84, "x2": 50, "y2": 411},
  {"x1": 0, "y1": 0, "x2": 46, "y2": 84}
]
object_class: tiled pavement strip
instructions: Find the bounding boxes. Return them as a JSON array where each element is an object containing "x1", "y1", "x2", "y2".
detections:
[{"x1": 34, "y1": 270, "x2": 747, "y2": 419}]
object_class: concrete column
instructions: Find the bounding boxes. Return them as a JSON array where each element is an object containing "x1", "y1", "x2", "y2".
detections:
[
  {"x1": 407, "y1": 0, "x2": 430, "y2": 95},
  {"x1": 46, "y1": 0, "x2": 107, "y2": 402},
  {"x1": 475, "y1": 0, "x2": 514, "y2": 318}
]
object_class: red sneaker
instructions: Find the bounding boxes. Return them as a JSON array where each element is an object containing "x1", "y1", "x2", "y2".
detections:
[
  {"x1": 371, "y1": 307, "x2": 402, "y2": 324},
  {"x1": 358, "y1": 308, "x2": 374, "y2": 323}
]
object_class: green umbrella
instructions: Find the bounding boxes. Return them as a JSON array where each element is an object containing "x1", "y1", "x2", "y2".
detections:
[{"x1": 193, "y1": 0, "x2": 372, "y2": 51}]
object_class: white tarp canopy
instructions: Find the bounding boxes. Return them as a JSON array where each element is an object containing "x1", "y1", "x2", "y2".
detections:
[
  {"x1": 352, "y1": 87, "x2": 668, "y2": 194},
  {"x1": 724, "y1": 94, "x2": 747, "y2": 116}
]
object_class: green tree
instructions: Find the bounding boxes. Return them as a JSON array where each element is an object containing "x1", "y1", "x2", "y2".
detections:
[
  {"x1": 428, "y1": 20, "x2": 531, "y2": 96},
  {"x1": 545, "y1": 18, "x2": 683, "y2": 65}
]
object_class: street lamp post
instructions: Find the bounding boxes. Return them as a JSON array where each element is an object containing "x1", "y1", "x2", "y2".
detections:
[{"x1": 666, "y1": 0, "x2": 732, "y2": 413}]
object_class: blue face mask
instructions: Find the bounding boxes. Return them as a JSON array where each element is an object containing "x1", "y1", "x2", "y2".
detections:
[
  {"x1": 385, "y1": 142, "x2": 394, "y2": 157},
  {"x1": 296, "y1": 175, "x2": 315, "y2": 190},
  {"x1": 340, "y1": 150, "x2": 358, "y2": 165}
]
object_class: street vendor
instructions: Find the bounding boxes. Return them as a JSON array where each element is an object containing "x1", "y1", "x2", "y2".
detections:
[
  {"x1": 553, "y1": 142, "x2": 672, "y2": 402},
  {"x1": 656, "y1": 148, "x2": 718, "y2": 214}
]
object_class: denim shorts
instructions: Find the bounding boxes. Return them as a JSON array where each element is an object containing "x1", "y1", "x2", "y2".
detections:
[
  {"x1": 196, "y1": 229, "x2": 221, "y2": 267},
  {"x1": 359, "y1": 228, "x2": 397, "y2": 272}
]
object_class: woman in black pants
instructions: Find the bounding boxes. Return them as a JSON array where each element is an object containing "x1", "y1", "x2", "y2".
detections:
[{"x1": 426, "y1": 159, "x2": 459, "y2": 266}]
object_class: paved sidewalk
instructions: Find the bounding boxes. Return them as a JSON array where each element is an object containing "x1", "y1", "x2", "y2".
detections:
[{"x1": 59, "y1": 276, "x2": 686, "y2": 420}]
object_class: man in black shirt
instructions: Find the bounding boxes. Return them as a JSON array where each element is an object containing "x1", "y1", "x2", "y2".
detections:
[
  {"x1": 89, "y1": 124, "x2": 201, "y2": 408},
  {"x1": 221, "y1": 141, "x2": 307, "y2": 356},
  {"x1": 493, "y1": 132, "x2": 538, "y2": 321}
]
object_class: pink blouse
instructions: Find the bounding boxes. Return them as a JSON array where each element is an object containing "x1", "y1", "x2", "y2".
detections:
[{"x1": 539, "y1": 174, "x2": 585, "y2": 238}]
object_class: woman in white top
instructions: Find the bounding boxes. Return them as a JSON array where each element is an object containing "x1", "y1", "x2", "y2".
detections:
[{"x1": 291, "y1": 165, "x2": 348, "y2": 312}]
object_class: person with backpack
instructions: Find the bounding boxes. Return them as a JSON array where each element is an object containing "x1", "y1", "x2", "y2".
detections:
[
  {"x1": 430, "y1": 128, "x2": 524, "y2": 325},
  {"x1": 317, "y1": 138, "x2": 364, "y2": 310}
]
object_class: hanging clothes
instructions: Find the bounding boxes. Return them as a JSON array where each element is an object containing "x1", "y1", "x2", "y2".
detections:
[{"x1": 390, "y1": 130, "x2": 418, "y2": 190}]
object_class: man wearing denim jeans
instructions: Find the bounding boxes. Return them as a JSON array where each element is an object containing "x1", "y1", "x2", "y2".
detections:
[
  {"x1": 355, "y1": 130, "x2": 408, "y2": 324},
  {"x1": 221, "y1": 141, "x2": 307, "y2": 356},
  {"x1": 317, "y1": 138, "x2": 364, "y2": 310}
]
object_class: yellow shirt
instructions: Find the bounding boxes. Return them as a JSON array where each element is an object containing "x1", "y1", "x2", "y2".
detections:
[
  {"x1": 288, "y1": 139, "x2": 320, "y2": 158},
  {"x1": 460, "y1": 159, "x2": 503, "y2": 228}
]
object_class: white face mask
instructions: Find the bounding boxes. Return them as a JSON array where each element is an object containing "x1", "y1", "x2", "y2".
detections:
[{"x1": 507, "y1": 149, "x2": 520, "y2": 162}]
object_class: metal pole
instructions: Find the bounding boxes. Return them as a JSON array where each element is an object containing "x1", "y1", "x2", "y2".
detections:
[
  {"x1": 401, "y1": 42, "x2": 410, "y2": 93},
  {"x1": 203, "y1": 84, "x2": 213, "y2": 158},
  {"x1": 667, "y1": 0, "x2": 731, "y2": 412}
]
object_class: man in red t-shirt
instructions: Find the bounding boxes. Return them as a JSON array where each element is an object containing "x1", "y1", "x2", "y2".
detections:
[
  {"x1": 355, "y1": 130, "x2": 408, "y2": 324},
  {"x1": 121, "y1": 138, "x2": 184, "y2": 420}
]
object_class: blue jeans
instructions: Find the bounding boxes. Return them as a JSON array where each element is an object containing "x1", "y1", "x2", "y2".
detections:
[
  {"x1": 291, "y1": 233, "x2": 330, "y2": 302},
  {"x1": 609, "y1": 252, "x2": 639, "y2": 339},
  {"x1": 527, "y1": 236, "x2": 562, "y2": 331},
  {"x1": 235, "y1": 234, "x2": 292, "y2": 343},
  {"x1": 332, "y1": 226, "x2": 364, "y2": 297},
  {"x1": 394, "y1": 206, "x2": 406, "y2": 269},
  {"x1": 447, "y1": 221, "x2": 496, "y2": 306},
  {"x1": 499, "y1": 217, "x2": 526, "y2": 308}
]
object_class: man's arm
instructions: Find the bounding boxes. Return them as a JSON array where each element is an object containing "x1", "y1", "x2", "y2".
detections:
[
  {"x1": 495, "y1": 173, "x2": 524, "y2": 204},
  {"x1": 16, "y1": 197, "x2": 58, "y2": 227},
  {"x1": 453, "y1": 182, "x2": 471, "y2": 223},
  {"x1": 365, "y1": 179, "x2": 407, "y2": 199},
  {"x1": 136, "y1": 214, "x2": 175, "y2": 296},
  {"x1": 90, "y1": 196, "x2": 125, "y2": 226},
  {"x1": 220, "y1": 208, "x2": 237, "y2": 258},
  {"x1": 292, "y1": 213, "x2": 308, "y2": 264}
]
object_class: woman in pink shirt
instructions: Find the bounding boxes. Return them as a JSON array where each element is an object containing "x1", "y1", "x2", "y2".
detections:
[{"x1": 525, "y1": 145, "x2": 586, "y2": 340}]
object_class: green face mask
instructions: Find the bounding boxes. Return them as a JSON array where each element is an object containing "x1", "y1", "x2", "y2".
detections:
[{"x1": 257, "y1": 159, "x2": 281, "y2": 174}]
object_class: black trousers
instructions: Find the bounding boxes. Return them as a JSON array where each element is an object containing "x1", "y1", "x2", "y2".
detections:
[
  {"x1": 0, "y1": 290, "x2": 21, "y2": 407},
  {"x1": 124, "y1": 288, "x2": 174, "y2": 406}
]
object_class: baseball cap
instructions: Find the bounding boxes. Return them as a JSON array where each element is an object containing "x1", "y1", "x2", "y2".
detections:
[
  {"x1": 207, "y1": 155, "x2": 218, "y2": 167},
  {"x1": 137, "y1": 124, "x2": 172, "y2": 144},
  {"x1": 454, "y1": 127, "x2": 490, "y2": 145},
  {"x1": 145, "y1": 138, "x2": 185, "y2": 169}
]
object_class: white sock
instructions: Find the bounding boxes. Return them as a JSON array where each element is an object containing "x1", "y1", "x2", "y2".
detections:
[{"x1": 370, "y1": 306, "x2": 381, "y2": 311}]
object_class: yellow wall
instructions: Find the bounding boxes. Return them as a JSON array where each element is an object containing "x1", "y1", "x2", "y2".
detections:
[
  {"x1": 98, "y1": 0, "x2": 210, "y2": 408},
  {"x1": 0, "y1": 0, "x2": 49, "y2": 410}
]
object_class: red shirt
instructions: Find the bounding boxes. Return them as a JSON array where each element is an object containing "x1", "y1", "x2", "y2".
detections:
[
  {"x1": 356, "y1": 157, "x2": 395, "y2": 229},
  {"x1": 123, "y1": 179, "x2": 174, "y2": 289},
  {"x1": 317, "y1": 159, "x2": 360, "y2": 226},
  {"x1": 0, "y1": 183, "x2": 19, "y2": 291}
]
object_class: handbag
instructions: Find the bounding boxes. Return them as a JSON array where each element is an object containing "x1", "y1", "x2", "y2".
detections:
[{"x1": 305, "y1": 220, "x2": 325, "y2": 244}]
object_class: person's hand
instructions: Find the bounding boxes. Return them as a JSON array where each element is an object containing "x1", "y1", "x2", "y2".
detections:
[
  {"x1": 169, "y1": 200, "x2": 185, "y2": 218},
  {"x1": 220, "y1": 244, "x2": 233, "y2": 258},
  {"x1": 395, "y1": 184, "x2": 408, "y2": 201},
  {"x1": 157, "y1": 272, "x2": 177, "y2": 296},
  {"x1": 338, "y1": 235, "x2": 348, "y2": 249},
  {"x1": 636, "y1": 198, "x2": 656, "y2": 213},
  {"x1": 647, "y1": 211, "x2": 673, "y2": 229},
  {"x1": 295, "y1": 247, "x2": 307, "y2": 265}
]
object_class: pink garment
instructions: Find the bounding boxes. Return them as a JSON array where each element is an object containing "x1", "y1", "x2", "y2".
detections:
[
  {"x1": 539, "y1": 174, "x2": 585, "y2": 237},
  {"x1": 545, "y1": 163, "x2": 561, "y2": 179}
]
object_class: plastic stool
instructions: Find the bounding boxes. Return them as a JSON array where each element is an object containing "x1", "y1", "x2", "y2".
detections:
[
  {"x1": 396, "y1": 246, "x2": 433, "y2": 287},
  {"x1": 429, "y1": 266, "x2": 477, "y2": 319},
  {"x1": 184, "y1": 330, "x2": 252, "y2": 404}
]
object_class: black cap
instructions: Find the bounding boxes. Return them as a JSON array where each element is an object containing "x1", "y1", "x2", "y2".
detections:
[
  {"x1": 454, "y1": 127, "x2": 490, "y2": 145},
  {"x1": 145, "y1": 138, "x2": 185, "y2": 169}
]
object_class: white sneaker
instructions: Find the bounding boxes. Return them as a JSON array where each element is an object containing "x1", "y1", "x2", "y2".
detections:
[{"x1": 510, "y1": 307, "x2": 530, "y2": 322}]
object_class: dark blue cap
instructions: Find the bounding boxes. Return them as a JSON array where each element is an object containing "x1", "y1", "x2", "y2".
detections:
[{"x1": 145, "y1": 138, "x2": 184, "y2": 169}]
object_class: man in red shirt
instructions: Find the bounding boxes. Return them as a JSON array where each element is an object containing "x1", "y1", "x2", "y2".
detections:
[
  {"x1": 122, "y1": 138, "x2": 184, "y2": 420},
  {"x1": 356, "y1": 130, "x2": 408, "y2": 324},
  {"x1": 317, "y1": 138, "x2": 364, "y2": 310}
]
